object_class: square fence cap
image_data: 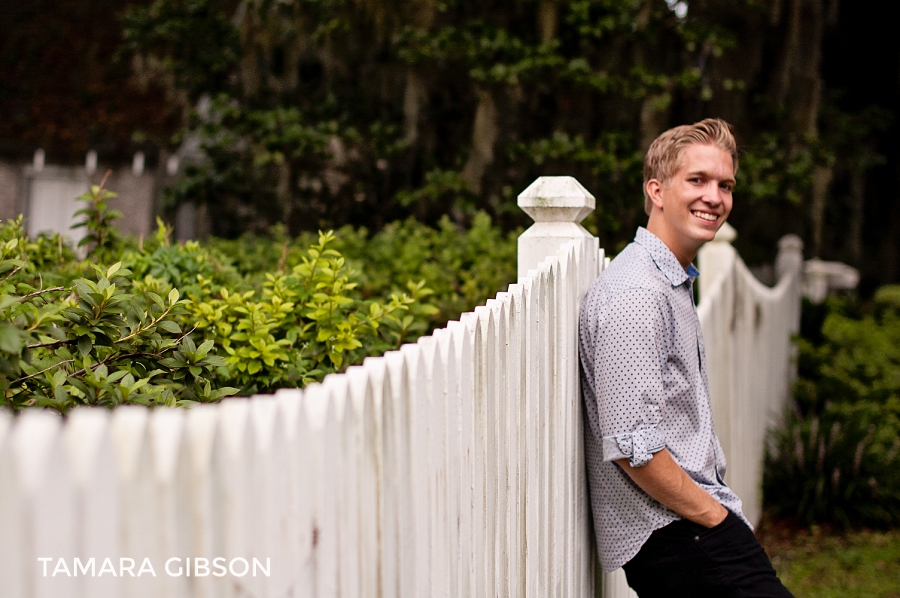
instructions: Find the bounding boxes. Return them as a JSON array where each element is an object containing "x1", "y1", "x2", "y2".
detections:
[{"x1": 517, "y1": 176, "x2": 595, "y2": 223}]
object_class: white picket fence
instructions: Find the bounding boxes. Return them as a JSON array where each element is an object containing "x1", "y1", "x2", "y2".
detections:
[
  {"x1": 0, "y1": 176, "x2": 802, "y2": 598},
  {"x1": 697, "y1": 225, "x2": 803, "y2": 527}
]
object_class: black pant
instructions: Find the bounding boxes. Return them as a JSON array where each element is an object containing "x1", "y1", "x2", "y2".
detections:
[{"x1": 622, "y1": 510, "x2": 794, "y2": 598}]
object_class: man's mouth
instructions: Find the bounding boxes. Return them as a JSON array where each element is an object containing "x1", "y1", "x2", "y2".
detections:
[{"x1": 692, "y1": 210, "x2": 718, "y2": 222}]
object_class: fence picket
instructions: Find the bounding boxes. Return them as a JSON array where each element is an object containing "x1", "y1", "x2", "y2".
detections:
[
  {"x1": 276, "y1": 388, "x2": 315, "y2": 596},
  {"x1": 249, "y1": 395, "x2": 287, "y2": 598},
  {"x1": 434, "y1": 327, "x2": 462, "y2": 598},
  {"x1": 400, "y1": 342, "x2": 432, "y2": 597},
  {"x1": 502, "y1": 286, "x2": 524, "y2": 596},
  {"x1": 447, "y1": 319, "x2": 475, "y2": 597},
  {"x1": 381, "y1": 349, "x2": 416, "y2": 598},
  {"x1": 183, "y1": 405, "x2": 224, "y2": 598},
  {"x1": 346, "y1": 365, "x2": 382, "y2": 598},
  {"x1": 215, "y1": 399, "x2": 253, "y2": 598},
  {"x1": 520, "y1": 271, "x2": 540, "y2": 598},
  {"x1": 461, "y1": 309, "x2": 487, "y2": 597},
  {"x1": 12, "y1": 412, "x2": 76, "y2": 598},
  {"x1": 64, "y1": 410, "x2": 119, "y2": 598},
  {"x1": 323, "y1": 375, "x2": 362, "y2": 598},
  {"x1": 0, "y1": 412, "x2": 23, "y2": 598}
]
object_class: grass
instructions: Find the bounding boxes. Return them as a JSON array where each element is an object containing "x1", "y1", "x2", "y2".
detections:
[{"x1": 757, "y1": 519, "x2": 900, "y2": 598}]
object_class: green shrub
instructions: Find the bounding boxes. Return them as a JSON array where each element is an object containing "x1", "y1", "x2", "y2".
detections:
[
  {"x1": 2, "y1": 185, "x2": 524, "y2": 410},
  {"x1": 0, "y1": 219, "x2": 237, "y2": 411},
  {"x1": 185, "y1": 231, "x2": 433, "y2": 395},
  {"x1": 123, "y1": 220, "x2": 244, "y2": 296},
  {"x1": 334, "y1": 212, "x2": 519, "y2": 329},
  {"x1": 764, "y1": 291, "x2": 900, "y2": 526},
  {"x1": 207, "y1": 212, "x2": 520, "y2": 332}
]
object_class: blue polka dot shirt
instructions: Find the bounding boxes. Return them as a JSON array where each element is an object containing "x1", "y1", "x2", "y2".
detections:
[{"x1": 579, "y1": 227, "x2": 747, "y2": 572}]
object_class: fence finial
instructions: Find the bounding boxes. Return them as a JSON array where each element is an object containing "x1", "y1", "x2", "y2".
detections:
[
  {"x1": 698, "y1": 222, "x2": 737, "y2": 300},
  {"x1": 712, "y1": 221, "x2": 737, "y2": 244},
  {"x1": 516, "y1": 176, "x2": 596, "y2": 277},
  {"x1": 775, "y1": 235, "x2": 803, "y2": 283},
  {"x1": 33, "y1": 148, "x2": 45, "y2": 172},
  {"x1": 85, "y1": 150, "x2": 98, "y2": 175}
]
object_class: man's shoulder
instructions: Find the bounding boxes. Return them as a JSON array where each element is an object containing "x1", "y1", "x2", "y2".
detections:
[
  {"x1": 581, "y1": 244, "x2": 673, "y2": 327},
  {"x1": 588, "y1": 241, "x2": 669, "y2": 298}
]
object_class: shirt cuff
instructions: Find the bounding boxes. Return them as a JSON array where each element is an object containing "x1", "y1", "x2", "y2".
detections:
[{"x1": 602, "y1": 424, "x2": 666, "y2": 467}]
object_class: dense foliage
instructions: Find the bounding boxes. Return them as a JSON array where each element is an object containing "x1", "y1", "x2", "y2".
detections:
[
  {"x1": 0, "y1": 185, "x2": 517, "y2": 411},
  {"x1": 0, "y1": 215, "x2": 235, "y2": 411},
  {"x1": 764, "y1": 290, "x2": 900, "y2": 527}
]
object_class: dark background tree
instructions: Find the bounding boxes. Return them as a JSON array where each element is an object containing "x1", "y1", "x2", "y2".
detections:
[
  {"x1": 1, "y1": 0, "x2": 897, "y2": 294},
  {"x1": 0, "y1": 0, "x2": 178, "y2": 164}
]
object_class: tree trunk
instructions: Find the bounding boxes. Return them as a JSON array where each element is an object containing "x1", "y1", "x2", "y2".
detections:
[
  {"x1": 460, "y1": 90, "x2": 499, "y2": 194},
  {"x1": 847, "y1": 167, "x2": 864, "y2": 265},
  {"x1": 810, "y1": 164, "x2": 833, "y2": 258},
  {"x1": 537, "y1": 2, "x2": 558, "y2": 44},
  {"x1": 772, "y1": 0, "x2": 825, "y2": 136},
  {"x1": 403, "y1": 72, "x2": 427, "y2": 146},
  {"x1": 236, "y1": 2, "x2": 260, "y2": 97}
]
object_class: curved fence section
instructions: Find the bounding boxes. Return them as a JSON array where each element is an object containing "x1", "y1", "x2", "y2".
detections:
[{"x1": 697, "y1": 228, "x2": 804, "y2": 527}]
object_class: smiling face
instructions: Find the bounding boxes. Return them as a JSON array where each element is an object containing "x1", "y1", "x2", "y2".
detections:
[{"x1": 645, "y1": 143, "x2": 735, "y2": 269}]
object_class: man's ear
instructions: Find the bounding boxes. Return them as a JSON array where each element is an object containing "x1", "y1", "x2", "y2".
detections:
[{"x1": 646, "y1": 179, "x2": 665, "y2": 212}]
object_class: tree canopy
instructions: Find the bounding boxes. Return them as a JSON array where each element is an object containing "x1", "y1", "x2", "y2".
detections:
[{"x1": 1, "y1": 0, "x2": 897, "y2": 291}]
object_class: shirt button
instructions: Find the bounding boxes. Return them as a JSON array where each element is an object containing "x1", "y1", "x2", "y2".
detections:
[{"x1": 694, "y1": 536, "x2": 700, "y2": 541}]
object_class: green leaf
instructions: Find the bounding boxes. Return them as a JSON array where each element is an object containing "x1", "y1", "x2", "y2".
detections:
[
  {"x1": 196, "y1": 339, "x2": 215, "y2": 359},
  {"x1": 0, "y1": 325, "x2": 23, "y2": 354},
  {"x1": 157, "y1": 320, "x2": 182, "y2": 334},
  {"x1": 77, "y1": 336, "x2": 93, "y2": 358}
]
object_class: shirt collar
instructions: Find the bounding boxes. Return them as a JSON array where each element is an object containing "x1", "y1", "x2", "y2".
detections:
[{"x1": 634, "y1": 227, "x2": 698, "y2": 287}]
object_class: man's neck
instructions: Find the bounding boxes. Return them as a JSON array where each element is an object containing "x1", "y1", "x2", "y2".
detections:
[{"x1": 645, "y1": 218, "x2": 697, "y2": 270}]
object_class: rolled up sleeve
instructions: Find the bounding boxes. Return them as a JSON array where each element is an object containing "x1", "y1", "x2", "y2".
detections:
[{"x1": 587, "y1": 288, "x2": 670, "y2": 467}]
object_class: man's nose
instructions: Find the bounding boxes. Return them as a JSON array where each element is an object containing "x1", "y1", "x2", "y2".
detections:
[{"x1": 701, "y1": 182, "x2": 722, "y2": 204}]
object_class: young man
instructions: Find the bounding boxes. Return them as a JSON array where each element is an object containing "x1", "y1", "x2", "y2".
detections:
[{"x1": 578, "y1": 119, "x2": 794, "y2": 597}]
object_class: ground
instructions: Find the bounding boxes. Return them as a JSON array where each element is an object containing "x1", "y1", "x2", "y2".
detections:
[{"x1": 757, "y1": 517, "x2": 900, "y2": 598}]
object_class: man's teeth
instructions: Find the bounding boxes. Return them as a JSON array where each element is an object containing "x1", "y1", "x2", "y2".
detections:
[{"x1": 692, "y1": 211, "x2": 717, "y2": 221}]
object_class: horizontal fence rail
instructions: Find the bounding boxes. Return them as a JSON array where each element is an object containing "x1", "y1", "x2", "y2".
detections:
[{"x1": 0, "y1": 178, "x2": 801, "y2": 598}]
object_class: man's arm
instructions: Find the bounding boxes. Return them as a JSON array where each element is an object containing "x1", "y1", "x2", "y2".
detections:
[{"x1": 616, "y1": 449, "x2": 728, "y2": 528}]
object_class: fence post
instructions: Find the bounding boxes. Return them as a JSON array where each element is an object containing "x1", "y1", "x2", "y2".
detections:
[
  {"x1": 517, "y1": 176, "x2": 596, "y2": 278},
  {"x1": 775, "y1": 235, "x2": 804, "y2": 283},
  {"x1": 698, "y1": 221, "x2": 737, "y2": 301}
]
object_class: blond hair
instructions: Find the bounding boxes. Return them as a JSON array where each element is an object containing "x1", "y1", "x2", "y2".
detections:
[{"x1": 643, "y1": 118, "x2": 738, "y2": 215}]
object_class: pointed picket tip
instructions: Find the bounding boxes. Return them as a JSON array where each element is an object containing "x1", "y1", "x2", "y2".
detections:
[
  {"x1": 250, "y1": 395, "x2": 280, "y2": 452},
  {"x1": 345, "y1": 365, "x2": 372, "y2": 415},
  {"x1": 63, "y1": 408, "x2": 111, "y2": 486},
  {"x1": 11, "y1": 411, "x2": 62, "y2": 493},
  {"x1": 300, "y1": 382, "x2": 326, "y2": 430},
  {"x1": 148, "y1": 408, "x2": 186, "y2": 483},
  {"x1": 218, "y1": 397, "x2": 253, "y2": 459},
  {"x1": 275, "y1": 387, "x2": 304, "y2": 439}
]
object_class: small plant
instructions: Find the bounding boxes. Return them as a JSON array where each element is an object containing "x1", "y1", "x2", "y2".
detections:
[{"x1": 71, "y1": 171, "x2": 123, "y2": 261}]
